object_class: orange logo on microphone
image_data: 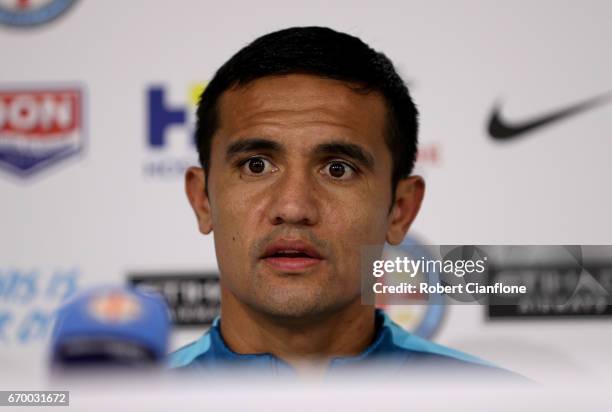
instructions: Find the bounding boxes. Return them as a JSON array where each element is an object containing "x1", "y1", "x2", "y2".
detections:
[{"x1": 88, "y1": 291, "x2": 142, "y2": 323}]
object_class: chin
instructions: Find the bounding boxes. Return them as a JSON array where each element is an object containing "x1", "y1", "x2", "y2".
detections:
[{"x1": 248, "y1": 288, "x2": 352, "y2": 321}]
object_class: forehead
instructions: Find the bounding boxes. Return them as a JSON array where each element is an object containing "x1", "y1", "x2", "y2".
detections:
[{"x1": 215, "y1": 74, "x2": 389, "y2": 144}]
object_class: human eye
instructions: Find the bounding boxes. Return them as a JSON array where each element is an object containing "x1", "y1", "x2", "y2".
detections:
[
  {"x1": 320, "y1": 160, "x2": 357, "y2": 180},
  {"x1": 239, "y1": 156, "x2": 278, "y2": 176}
]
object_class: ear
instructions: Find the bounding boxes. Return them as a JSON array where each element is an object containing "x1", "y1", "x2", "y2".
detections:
[
  {"x1": 185, "y1": 166, "x2": 213, "y2": 234},
  {"x1": 386, "y1": 176, "x2": 425, "y2": 245}
]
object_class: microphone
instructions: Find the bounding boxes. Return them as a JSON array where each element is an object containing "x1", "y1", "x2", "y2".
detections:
[{"x1": 50, "y1": 286, "x2": 171, "y2": 369}]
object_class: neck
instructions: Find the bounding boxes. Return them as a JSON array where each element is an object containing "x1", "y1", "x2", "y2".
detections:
[{"x1": 219, "y1": 289, "x2": 377, "y2": 373}]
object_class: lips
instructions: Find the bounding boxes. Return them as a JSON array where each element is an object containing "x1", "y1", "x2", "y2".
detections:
[{"x1": 260, "y1": 239, "x2": 324, "y2": 272}]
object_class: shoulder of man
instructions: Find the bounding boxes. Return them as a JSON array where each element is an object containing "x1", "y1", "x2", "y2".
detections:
[
  {"x1": 167, "y1": 317, "x2": 217, "y2": 369},
  {"x1": 375, "y1": 312, "x2": 528, "y2": 381}
]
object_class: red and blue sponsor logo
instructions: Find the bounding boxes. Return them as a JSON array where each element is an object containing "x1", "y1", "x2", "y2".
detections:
[
  {"x1": 0, "y1": 86, "x2": 86, "y2": 178},
  {"x1": 0, "y1": 0, "x2": 77, "y2": 27}
]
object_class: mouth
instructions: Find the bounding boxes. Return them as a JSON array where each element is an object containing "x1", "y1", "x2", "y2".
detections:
[{"x1": 260, "y1": 239, "x2": 324, "y2": 272}]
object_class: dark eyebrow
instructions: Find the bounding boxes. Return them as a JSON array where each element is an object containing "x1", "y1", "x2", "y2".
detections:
[
  {"x1": 314, "y1": 142, "x2": 375, "y2": 170},
  {"x1": 225, "y1": 138, "x2": 283, "y2": 161}
]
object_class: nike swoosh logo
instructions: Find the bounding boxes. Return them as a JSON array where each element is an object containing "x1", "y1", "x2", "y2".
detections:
[{"x1": 488, "y1": 92, "x2": 612, "y2": 140}]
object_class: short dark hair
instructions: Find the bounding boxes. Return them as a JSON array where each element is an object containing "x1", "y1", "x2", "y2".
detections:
[{"x1": 195, "y1": 26, "x2": 418, "y2": 197}]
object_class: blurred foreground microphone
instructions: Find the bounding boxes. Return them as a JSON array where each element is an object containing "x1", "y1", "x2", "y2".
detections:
[{"x1": 51, "y1": 287, "x2": 170, "y2": 369}]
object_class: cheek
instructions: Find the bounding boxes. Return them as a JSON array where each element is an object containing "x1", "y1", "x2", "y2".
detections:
[
  {"x1": 319, "y1": 196, "x2": 388, "y2": 293},
  {"x1": 212, "y1": 200, "x2": 254, "y2": 289},
  {"x1": 321, "y1": 190, "x2": 391, "y2": 271},
  {"x1": 325, "y1": 185, "x2": 390, "y2": 239},
  {"x1": 210, "y1": 184, "x2": 270, "y2": 260}
]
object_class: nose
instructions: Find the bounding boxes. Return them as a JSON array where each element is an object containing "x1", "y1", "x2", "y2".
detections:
[{"x1": 266, "y1": 167, "x2": 320, "y2": 227}]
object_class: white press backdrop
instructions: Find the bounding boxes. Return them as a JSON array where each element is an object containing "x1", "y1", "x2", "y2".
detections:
[{"x1": 1, "y1": 0, "x2": 611, "y2": 383}]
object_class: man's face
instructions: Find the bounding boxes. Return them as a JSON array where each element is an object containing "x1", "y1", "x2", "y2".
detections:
[{"x1": 187, "y1": 74, "x2": 422, "y2": 319}]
